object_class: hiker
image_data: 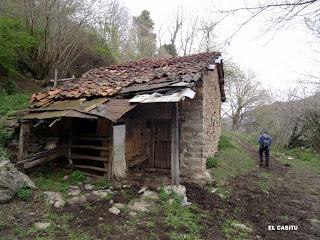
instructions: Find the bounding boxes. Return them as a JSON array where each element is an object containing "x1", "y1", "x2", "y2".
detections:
[{"x1": 258, "y1": 130, "x2": 272, "y2": 167}]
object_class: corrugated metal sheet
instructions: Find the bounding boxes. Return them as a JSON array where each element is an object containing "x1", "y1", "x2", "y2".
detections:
[
  {"x1": 129, "y1": 88, "x2": 196, "y2": 103},
  {"x1": 25, "y1": 98, "x2": 136, "y2": 122},
  {"x1": 23, "y1": 110, "x2": 97, "y2": 120},
  {"x1": 89, "y1": 99, "x2": 137, "y2": 122}
]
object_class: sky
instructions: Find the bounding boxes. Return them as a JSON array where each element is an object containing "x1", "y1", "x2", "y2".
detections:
[{"x1": 120, "y1": 0, "x2": 319, "y2": 94}]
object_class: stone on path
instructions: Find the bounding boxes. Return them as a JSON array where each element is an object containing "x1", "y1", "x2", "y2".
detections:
[
  {"x1": 109, "y1": 206, "x2": 120, "y2": 215},
  {"x1": 138, "y1": 186, "x2": 147, "y2": 193},
  {"x1": 92, "y1": 189, "x2": 112, "y2": 199},
  {"x1": 0, "y1": 161, "x2": 35, "y2": 203},
  {"x1": 231, "y1": 222, "x2": 253, "y2": 233},
  {"x1": 67, "y1": 195, "x2": 87, "y2": 205},
  {"x1": 128, "y1": 200, "x2": 151, "y2": 212},
  {"x1": 84, "y1": 184, "x2": 94, "y2": 190},
  {"x1": 113, "y1": 203, "x2": 126, "y2": 209},
  {"x1": 34, "y1": 222, "x2": 51, "y2": 230},
  {"x1": 43, "y1": 191, "x2": 65, "y2": 208},
  {"x1": 141, "y1": 190, "x2": 158, "y2": 200}
]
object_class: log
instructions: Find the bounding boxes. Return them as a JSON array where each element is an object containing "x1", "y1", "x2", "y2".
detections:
[{"x1": 24, "y1": 149, "x2": 66, "y2": 169}]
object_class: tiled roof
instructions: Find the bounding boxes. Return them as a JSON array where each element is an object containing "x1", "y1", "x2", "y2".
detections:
[{"x1": 30, "y1": 52, "x2": 221, "y2": 108}]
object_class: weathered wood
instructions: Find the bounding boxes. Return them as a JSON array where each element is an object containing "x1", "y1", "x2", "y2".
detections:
[
  {"x1": 17, "y1": 122, "x2": 30, "y2": 162},
  {"x1": 24, "y1": 149, "x2": 66, "y2": 169},
  {"x1": 68, "y1": 118, "x2": 73, "y2": 165},
  {"x1": 72, "y1": 136, "x2": 110, "y2": 141},
  {"x1": 128, "y1": 155, "x2": 147, "y2": 168},
  {"x1": 70, "y1": 145, "x2": 110, "y2": 151},
  {"x1": 171, "y1": 103, "x2": 180, "y2": 186},
  {"x1": 18, "y1": 145, "x2": 67, "y2": 164},
  {"x1": 150, "y1": 119, "x2": 155, "y2": 167},
  {"x1": 70, "y1": 154, "x2": 109, "y2": 162},
  {"x1": 112, "y1": 124, "x2": 126, "y2": 179},
  {"x1": 73, "y1": 164, "x2": 109, "y2": 172}
]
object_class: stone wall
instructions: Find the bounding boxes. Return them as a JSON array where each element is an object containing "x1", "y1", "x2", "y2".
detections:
[
  {"x1": 179, "y1": 68, "x2": 221, "y2": 181},
  {"x1": 203, "y1": 68, "x2": 222, "y2": 159}
]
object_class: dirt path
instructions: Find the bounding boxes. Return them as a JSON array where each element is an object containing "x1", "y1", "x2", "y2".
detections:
[{"x1": 187, "y1": 136, "x2": 320, "y2": 240}]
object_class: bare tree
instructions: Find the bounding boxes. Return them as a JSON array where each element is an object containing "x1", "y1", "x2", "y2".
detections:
[
  {"x1": 224, "y1": 62, "x2": 270, "y2": 130},
  {"x1": 217, "y1": 0, "x2": 320, "y2": 40}
]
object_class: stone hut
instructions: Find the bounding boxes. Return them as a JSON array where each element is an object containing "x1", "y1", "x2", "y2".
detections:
[{"x1": 15, "y1": 52, "x2": 225, "y2": 184}]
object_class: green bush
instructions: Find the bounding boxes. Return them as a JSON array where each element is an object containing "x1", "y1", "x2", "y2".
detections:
[
  {"x1": 4, "y1": 79, "x2": 16, "y2": 95},
  {"x1": 70, "y1": 170, "x2": 86, "y2": 182},
  {"x1": 218, "y1": 134, "x2": 233, "y2": 150},
  {"x1": 207, "y1": 156, "x2": 218, "y2": 168},
  {"x1": 15, "y1": 186, "x2": 32, "y2": 201}
]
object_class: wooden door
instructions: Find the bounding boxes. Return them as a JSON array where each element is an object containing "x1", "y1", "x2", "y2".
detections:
[{"x1": 153, "y1": 121, "x2": 171, "y2": 169}]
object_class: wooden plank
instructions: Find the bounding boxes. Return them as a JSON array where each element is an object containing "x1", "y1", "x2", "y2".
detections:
[
  {"x1": 17, "y1": 122, "x2": 30, "y2": 162},
  {"x1": 19, "y1": 145, "x2": 67, "y2": 164},
  {"x1": 70, "y1": 145, "x2": 110, "y2": 151},
  {"x1": 72, "y1": 136, "x2": 111, "y2": 141},
  {"x1": 73, "y1": 164, "x2": 108, "y2": 172},
  {"x1": 171, "y1": 103, "x2": 180, "y2": 186},
  {"x1": 24, "y1": 150, "x2": 66, "y2": 169},
  {"x1": 70, "y1": 154, "x2": 109, "y2": 162},
  {"x1": 150, "y1": 119, "x2": 155, "y2": 168}
]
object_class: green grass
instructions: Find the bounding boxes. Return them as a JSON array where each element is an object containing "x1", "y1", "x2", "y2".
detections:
[
  {"x1": 93, "y1": 178, "x2": 112, "y2": 189},
  {"x1": 0, "y1": 94, "x2": 30, "y2": 115},
  {"x1": 0, "y1": 93, "x2": 30, "y2": 160},
  {"x1": 206, "y1": 156, "x2": 218, "y2": 168},
  {"x1": 15, "y1": 186, "x2": 33, "y2": 201},
  {"x1": 32, "y1": 169, "x2": 87, "y2": 193},
  {"x1": 274, "y1": 148, "x2": 320, "y2": 175},
  {"x1": 211, "y1": 133, "x2": 255, "y2": 186},
  {"x1": 158, "y1": 187, "x2": 204, "y2": 240},
  {"x1": 255, "y1": 179, "x2": 270, "y2": 194},
  {"x1": 222, "y1": 219, "x2": 252, "y2": 240}
]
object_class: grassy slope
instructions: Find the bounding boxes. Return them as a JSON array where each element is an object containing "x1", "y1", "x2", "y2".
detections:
[
  {"x1": 210, "y1": 132, "x2": 256, "y2": 190},
  {"x1": 0, "y1": 92, "x2": 33, "y2": 159}
]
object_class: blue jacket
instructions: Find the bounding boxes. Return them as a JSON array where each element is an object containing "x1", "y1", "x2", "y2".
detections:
[{"x1": 258, "y1": 133, "x2": 272, "y2": 149}]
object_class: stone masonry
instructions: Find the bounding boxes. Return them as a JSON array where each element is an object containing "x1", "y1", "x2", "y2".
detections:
[{"x1": 179, "y1": 68, "x2": 221, "y2": 181}]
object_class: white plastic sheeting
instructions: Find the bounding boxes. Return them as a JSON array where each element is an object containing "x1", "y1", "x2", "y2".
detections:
[{"x1": 129, "y1": 88, "x2": 196, "y2": 103}]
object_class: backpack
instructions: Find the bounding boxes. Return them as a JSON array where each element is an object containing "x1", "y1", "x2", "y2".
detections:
[{"x1": 262, "y1": 136, "x2": 271, "y2": 148}]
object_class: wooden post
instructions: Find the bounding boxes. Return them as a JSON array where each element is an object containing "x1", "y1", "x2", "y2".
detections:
[
  {"x1": 67, "y1": 118, "x2": 73, "y2": 165},
  {"x1": 18, "y1": 121, "x2": 30, "y2": 162},
  {"x1": 53, "y1": 68, "x2": 58, "y2": 87},
  {"x1": 112, "y1": 124, "x2": 126, "y2": 179},
  {"x1": 171, "y1": 103, "x2": 180, "y2": 186}
]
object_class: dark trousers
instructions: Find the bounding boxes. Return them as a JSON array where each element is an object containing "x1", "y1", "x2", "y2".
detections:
[{"x1": 259, "y1": 147, "x2": 270, "y2": 167}]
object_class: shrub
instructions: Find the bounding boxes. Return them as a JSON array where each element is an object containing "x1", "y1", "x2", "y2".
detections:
[
  {"x1": 4, "y1": 79, "x2": 16, "y2": 95},
  {"x1": 15, "y1": 186, "x2": 32, "y2": 201},
  {"x1": 207, "y1": 156, "x2": 218, "y2": 168},
  {"x1": 218, "y1": 134, "x2": 233, "y2": 151},
  {"x1": 70, "y1": 170, "x2": 86, "y2": 182}
]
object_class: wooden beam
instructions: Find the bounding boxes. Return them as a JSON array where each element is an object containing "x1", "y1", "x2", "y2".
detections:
[
  {"x1": 70, "y1": 154, "x2": 109, "y2": 162},
  {"x1": 171, "y1": 103, "x2": 180, "y2": 186},
  {"x1": 73, "y1": 164, "x2": 108, "y2": 173},
  {"x1": 17, "y1": 122, "x2": 30, "y2": 163},
  {"x1": 72, "y1": 136, "x2": 110, "y2": 141},
  {"x1": 70, "y1": 145, "x2": 110, "y2": 151}
]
